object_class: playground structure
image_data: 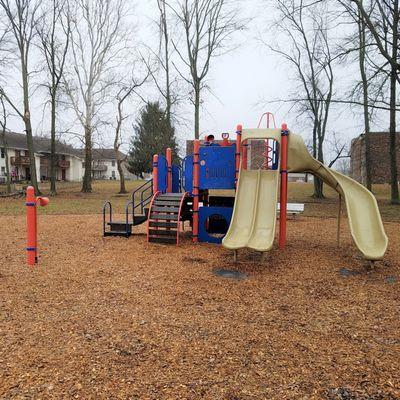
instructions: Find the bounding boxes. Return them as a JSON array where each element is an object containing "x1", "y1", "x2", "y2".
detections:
[{"x1": 103, "y1": 114, "x2": 388, "y2": 261}]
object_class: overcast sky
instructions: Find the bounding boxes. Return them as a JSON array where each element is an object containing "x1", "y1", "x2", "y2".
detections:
[{"x1": 3, "y1": 0, "x2": 390, "y2": 161}]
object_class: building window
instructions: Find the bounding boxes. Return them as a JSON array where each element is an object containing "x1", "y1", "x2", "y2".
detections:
[
  {"x1": 82, "y1": 162, "x2": 85, "y2": 168},
  {"x1": 1, "y1": 148, "x2": 4, "y2": 158},
  {"x1": 1, "y1": 166, "x2": 5, "y2": 175},
  {"x1": 111, "y1": 160, "x2": 115, "y2": 167}
]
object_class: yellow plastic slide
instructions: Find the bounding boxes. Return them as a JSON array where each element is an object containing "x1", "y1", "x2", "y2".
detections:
[
  {"x1": 222, "y1": 129, "x2": 388, "y2": 260},
  {"x1": 222, "y1": 169, "x2": 279, "y2": 251}
]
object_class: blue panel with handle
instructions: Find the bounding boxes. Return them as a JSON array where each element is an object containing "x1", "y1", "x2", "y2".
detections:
[{"x1": 199, "y1": 145, "x2": 235, "y2": 190}]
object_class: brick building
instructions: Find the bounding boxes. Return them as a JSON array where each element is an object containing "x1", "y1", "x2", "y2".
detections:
[{"x1": 350, "y1": 132, "x2": 400, "y2": 184}]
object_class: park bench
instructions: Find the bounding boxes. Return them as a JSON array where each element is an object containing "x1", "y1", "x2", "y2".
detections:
[{"x1": 277, "y1": 202, "x2": 304, "y2": 217}]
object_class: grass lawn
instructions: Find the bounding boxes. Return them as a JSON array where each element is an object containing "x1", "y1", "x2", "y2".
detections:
[{"x1": 0, "y1": 179, "x2": 399, "y2": 221}]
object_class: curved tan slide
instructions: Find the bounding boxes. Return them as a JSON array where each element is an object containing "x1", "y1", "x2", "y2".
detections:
[
  {"x1": 222, "y1": 128, "x2": 388, "y2": 260},
  {"x1": 222, "y1": 168, "x2": 279, "y2": 252}
]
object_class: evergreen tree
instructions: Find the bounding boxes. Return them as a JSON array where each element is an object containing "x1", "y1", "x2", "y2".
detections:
[{"x1": 128, "y1": 102, "x2": 179, "y2": 177}]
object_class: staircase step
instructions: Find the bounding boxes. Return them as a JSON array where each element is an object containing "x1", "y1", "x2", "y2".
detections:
[
  {"x1": 149, "y1": 221, "x2": 178, "y2": 228},
  {"x1": 105, "y1": 231, "x2": 131, "y2": 237},
  {"x1": 152, "y1": 206, "x2": 180, "y2": 213},
  {"x1": 133, "y1": 216, "x2": 147, "y2": 226},
  {"x1": 148, "y1": 236, "x2": 177, "y2": 244},
  {"x1": 154, "y1": 200, "x2": 181, "y2": 206},
  {"x1": 148, "y1": 229, "x2": 177, "y2": 237},
  {"x1": 150, "y1": 214, "x2": 178, "y2": 220}
]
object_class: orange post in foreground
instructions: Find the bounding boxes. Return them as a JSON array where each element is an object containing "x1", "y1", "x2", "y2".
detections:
[
  {"x1": 166, "y1": 147, "x2": 172, "y2": 193},
  {"x1": 279, "y1": 123, "x2": 289, "y2": 248},
  {"x1": 26, "y1": 186, "x2": 49, "y2": 266},
  {"x1": 152, "y1": 154, "x2": 159, "y2": 193},
  {"x1": 192, "y1": 140, "x2": 200, "y2": 243}
]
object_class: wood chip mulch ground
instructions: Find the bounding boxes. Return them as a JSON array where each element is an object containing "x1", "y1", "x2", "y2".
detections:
[{"x1": 0, "y1": 214, "x2": 399, "y2": 399}]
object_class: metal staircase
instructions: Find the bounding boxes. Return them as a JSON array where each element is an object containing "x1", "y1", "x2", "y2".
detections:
[
  {"x1": 147, "y1": 192, "x2": 189, "y2": 245},
  {"x1": 103, "y1": 179, "x2": 153, "y2": 237}
]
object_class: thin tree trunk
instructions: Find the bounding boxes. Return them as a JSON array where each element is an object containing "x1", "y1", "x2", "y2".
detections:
[
  {"x1": 389, "y1": 1, "x2": 399, "y2": 204},
  {"x1": 82, "y1": 98, "x2": 93, "y2": 192},
  {"x1": 117, "y1": 158, "x2": 126, "y2": 194},
  {"x1": 82, "y1": 127, "x2": 92, "y2": 192},
  {"x1": 313, "y1": 133, "x2": 325, "y2": 198},
  {"x1": 22, "y1": 59, "x2": 40, "y2": 194},
  {"x1": 50, "y1": 89, "x2": 57, "y2": 195},
  {"x1": 389, "y1": 64, "x2": 399, "y2": 204},
  {"x1": 358, "y1": 4, "x2": 372, "y2": 191}
]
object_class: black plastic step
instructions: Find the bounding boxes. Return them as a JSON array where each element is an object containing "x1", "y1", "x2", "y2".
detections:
[
  {"x1": 148, "y1": 229, "x2": 176, "y2": 236},
  {"x1": 133, "y1": 215, "x2": 147, "y2": 225},
  {"x1": 104, "y1": 231, "x2": 131, "y2": 237},
  {"x1": 154, "y1": 200, "x2": 180, "y2": 206},
  {"x1": 148, "y1": 236, "x2": 177, "y2": 244},
  {"x1": 150, "y1": 214, "x2": 178, "y2": 220},
  {"x1": 107, "y1": 222, "x2": 133, "y2": 231},
  {"x1": 152, "y1": 206, "x2": 180, "y2": 213},
  {"x1": 149, "y1": 221, "x2": 178, "y2": 228}
]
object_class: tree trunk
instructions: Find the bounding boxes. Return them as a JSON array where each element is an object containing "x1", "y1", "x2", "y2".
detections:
[
  {"x1": 358, "y1": 4, "x2": 372, "y2": 191},
  {"x1": 82, "y1": 98, "x2": 93, "y2": 193},
  {"x1": 313, "y1": 130, "x2": 325, "y2": 199},
  {"x1": 117, "y1": 158, "x2": 126, "y2": 194},
  {"x1": 194, "y1": 81, "x2": 200, "y2": 139},
  {"x1": 389, "y1": 64, "x2": 399, "y2": 204},
  {"x1": 50, "y1": 89, "x2": 57, "y2": 196},
  {"x1": 82, "y1": 124, "x2": 92, "y2": 193},
  {"x1": 21, "y1": 59, "x2": 40, "y2": 194},
  {"x1": 389, "y1": 3, "x2": 399, "y2": 205}
]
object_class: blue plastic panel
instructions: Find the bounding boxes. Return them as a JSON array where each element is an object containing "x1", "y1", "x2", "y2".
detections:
[
  {"x1": 172, "y1": 165, "x2": 181, "y2": 193},
  {"x1": 157, "y1": 154, "x2": 168, "y2": 193},
  {"x1": 198, "y1": 206, "x2": 233, "y2": 244},
  {"x1": 199, "y1": 145, "x2": 235, "y2": 189},
  {"x1": 183, "y1": 155, "x2": 193, "y2": 193}
]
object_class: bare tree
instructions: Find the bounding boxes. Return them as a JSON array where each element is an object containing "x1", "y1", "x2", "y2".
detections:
[
  {"x1": 0, "y1": 95, "x2": 11, "y2": 193},
  {"x1": 63, "y1": 0, "x2": 128, "y2": 193},
  {"x1": 37, "y1": 0, "x2": 71, "y2": 196},
  {"x1": 265, "y1": 0, "x2": 335, "y2": 198},
  {"x1": 113, "y1": 75, "x2": 148, "y2": 194},
  {"x1": 169, "y1": 0, "x2": 244, "y2": 139},
  {"x1": 349, "y1": 0, "x2": 399, "y2": 204},
  {"x1": 0, "y1": 0, "x2": 40, "y2": 194}
]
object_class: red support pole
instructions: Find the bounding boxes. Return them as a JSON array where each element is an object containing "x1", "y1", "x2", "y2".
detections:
[
  {"x1": 242, "y1": 141, "x2": 248, "y2": 170},
  {"x1": 192, "y1": 140, "x2": 200, "y2": 243},
  {"x1": 279, "y1": 123, "x2": 289, "y2": 248},
  {"x1": 26, "y1": 186, "x2": 37, "y2": 266},
  {"x1": 152, "y1": 154, "x2": 159, "y2": 193},
  {"x1": 235, "y1": 124, "x2": 242, "y2": 187},
  {"x1": 26, "y1": 186, "x2": 49, "y2": 266},
  {"x1": 166, "y1": 147, "x2": 172, "y2": 193}
]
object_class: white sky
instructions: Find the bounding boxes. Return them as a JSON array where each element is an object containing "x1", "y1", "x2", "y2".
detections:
[{"x1": 3, "y1": 0, "x2": 390, "y2": 163}]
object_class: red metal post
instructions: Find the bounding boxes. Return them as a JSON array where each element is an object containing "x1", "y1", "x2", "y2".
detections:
[
  {"x1": 152, "y1": 154, "x2": 158, "y2": 193},
  {"x1": 279, "y1": 123, "x2": 289, "y2": 248},
  {"x1": 166, "y1": 147, "x2": 172, "y2": 193},
  {"x1": 192, "y1": 140, "x2": 200, "y2": 243},
  {"x1": 235, "y1": 124, "x2": 242, "y2": 187},
  {"x1": 26, "y1": 186, "x2": 37, "y2": 266},
  {"x1": 26, "y1": 186, "x2": 49, "y2": 266},
  {"x1": 242, "y1": 140, "x2": 248, "y2": 170}
]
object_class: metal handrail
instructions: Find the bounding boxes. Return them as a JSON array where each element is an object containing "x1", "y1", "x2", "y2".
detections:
[
  {"x1": 102, "y1": 201, "x2": 112, "y2": 236},
  {"x1": 125, "y1": 201, "x2": 133, "y2": 235},
  {"x1": 131, "y1": 179, "x2": 153, "y2": 218}
]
